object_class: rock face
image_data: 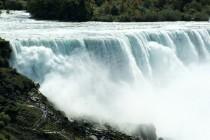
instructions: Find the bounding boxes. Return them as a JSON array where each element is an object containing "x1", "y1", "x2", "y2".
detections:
[
  {"x1": 0, "y1": 38, "x2": 158, "y2": 140},
  {"x1": 0, "y1": 38, "x2": 11, "y2": 67}
]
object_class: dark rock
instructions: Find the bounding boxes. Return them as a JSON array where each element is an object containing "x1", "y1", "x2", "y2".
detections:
[{"x1": 0, "y1": 38, "x2": 11, "y2": 68}]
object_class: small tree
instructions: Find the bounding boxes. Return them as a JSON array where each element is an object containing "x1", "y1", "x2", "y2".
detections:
[
  {"x1": 111, "y1": 5, "x2": 120, "y2": 16},
  {"x1": 0, "y1": 112, "x2": 10, "y2": 129}
]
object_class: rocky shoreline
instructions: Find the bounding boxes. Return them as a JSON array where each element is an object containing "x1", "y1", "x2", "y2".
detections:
[{"x1": 0, "y1": 38, "x2": 158, "y2": 140}]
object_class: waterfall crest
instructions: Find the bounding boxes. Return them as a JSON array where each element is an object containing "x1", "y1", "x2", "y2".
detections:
[{"x1": 10, "y1": 29, "x2": 210, "y2": 83}]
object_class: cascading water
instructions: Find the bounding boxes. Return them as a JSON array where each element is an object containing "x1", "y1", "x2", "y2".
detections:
[{"x1": 1, "y1": 11, "x2": 210, "y2": 140}]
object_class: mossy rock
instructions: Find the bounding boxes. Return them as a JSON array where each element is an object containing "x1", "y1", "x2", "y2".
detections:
[
  {"x1": 0, "y1": 68, "x2": 35, "y2": 95},
  {"x1": 16, "y1": 104, "x2": 42, "y2": 128}
]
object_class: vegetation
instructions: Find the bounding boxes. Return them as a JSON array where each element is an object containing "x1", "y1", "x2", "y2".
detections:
[
  {"x1": 0, "y1": 0, "x2": 27, "y2": 10},
  {"x1": 26, "y1": 0, "x2": 210, "y2": 21},
  {"x1": 1, "y1": 0, "x2": 210, "y2": 21},
  {"x1": 27, "y1": 0, "x2": 93, "y2": 21}
]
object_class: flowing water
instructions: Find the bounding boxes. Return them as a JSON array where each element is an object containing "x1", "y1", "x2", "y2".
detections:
[{"x1": 1, "y1": 11, "x2": 210, "y2": 140}]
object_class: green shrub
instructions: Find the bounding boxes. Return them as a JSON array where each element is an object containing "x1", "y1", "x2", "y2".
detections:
[
  {"x1": 5, "y1": 1, "x2": 22, "y2": 10},
  {"x1": 182, "y1": 13, "x2": 194, "y2": 21},
  {"x1": 193, "y1": 12, "x2": 209, "y2": 21},
  {"x1": 203, "y1": 5, "x2": 210, "y2": 15},
  {"x1": 0, "y1": 1, "x2": 3, "y2": 9},
  {"x1": 0, "y1": 121, "x2": 5, "y2": 129},
  {"x1": 95, "y1": 0, "x2": 104, "y2": 6},
  {"x1": 0, "y1": 0, "x2": 27, "y2": 10},
  {"x1": 111, "y1": 5, "x2": 120, "y2": 16},
  {"x1": 184, "y1": 0, "x2": 202, "y2": 11},
  {"x1": 159, "y1": 9, "x2": 182, "y2": 21},
  {"x1": 143, "y1": 10, "x2": 159, "y2": 21},
  {"x1": 0, "y1": 112, "x2": 11, "y2": 128},
  {"x1": 24, "y1": 0, "x2": 210, "y2": 21},
  {"x1": 0, "y1": 133, "x2": 8, "y2": 140},
  {"x1": 27, "y1": 0, "x2": 93, "y2": 21}
]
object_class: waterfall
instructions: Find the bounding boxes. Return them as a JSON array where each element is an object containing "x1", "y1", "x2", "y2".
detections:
[
  {"x1": 9, "y1": 29, "x2": 210, "y2": 83},
  {"x1": 1, "y1": 11, "x2": 210, "y2": 140}
]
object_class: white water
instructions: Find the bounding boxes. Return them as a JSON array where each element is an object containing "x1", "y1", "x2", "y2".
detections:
[{"x1": 1, "y1": 11, "x2": 210, "y2": 140}]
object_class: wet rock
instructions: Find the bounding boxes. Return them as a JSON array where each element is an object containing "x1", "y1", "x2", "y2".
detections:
[
  {"x1": 89, "y1": 135, "x2": 98, "y2": 140},
  {"x1": 133, "y1": 124, "x2": 157, "y2": 140}
]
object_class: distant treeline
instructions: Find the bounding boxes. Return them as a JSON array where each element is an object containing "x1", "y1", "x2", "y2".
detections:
[
  {"x1": 0, "y1": 0, "x2": 27, "y2": 10},
  {"x1": 1, "y1": 0, "x2": 210, "y2": 21}
]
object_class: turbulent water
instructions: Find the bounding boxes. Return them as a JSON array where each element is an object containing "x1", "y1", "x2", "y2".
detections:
[{"x1": 1, "y1": 11, "x2": 210, "y2": 140}]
